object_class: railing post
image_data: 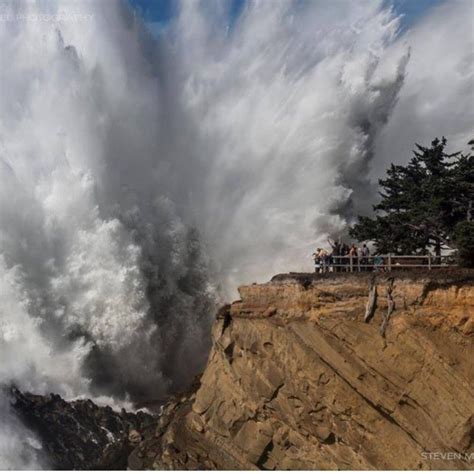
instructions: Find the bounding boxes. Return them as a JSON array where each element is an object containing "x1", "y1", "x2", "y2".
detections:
[
  {"x1": 357, "y1": 256, "x2": 361, "y2": 272},
  {"x1": 428, "y1": 254, "x2": 431, "y2": 270},
  {"x1": 388, "y1": 253, "x2": 392, "y2": 272},
  {"x1": 350, "y1": 255, "x2": 353, "y2": 273}
]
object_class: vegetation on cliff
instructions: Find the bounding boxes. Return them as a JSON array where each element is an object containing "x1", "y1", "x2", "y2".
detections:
[{"x1": 350, "y1": 138, "x2": 474, "y2": 265}]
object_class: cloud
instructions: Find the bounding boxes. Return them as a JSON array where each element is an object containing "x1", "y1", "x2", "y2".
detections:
[{"x1": 373, "y1": 0, "x2": 474, "y2": 176}]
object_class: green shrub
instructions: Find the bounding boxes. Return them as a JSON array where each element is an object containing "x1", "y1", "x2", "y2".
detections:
[{"x1": 454, "y1": 221, "x2": 474, "y2": 267}]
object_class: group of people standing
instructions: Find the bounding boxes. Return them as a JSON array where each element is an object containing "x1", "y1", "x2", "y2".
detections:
[{"x1": 312, "y1": 239, "x2": 376, "y2": 273}]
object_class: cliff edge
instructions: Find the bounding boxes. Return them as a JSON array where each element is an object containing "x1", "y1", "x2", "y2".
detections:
[{"x1": 131, "y1": 271, "x2": 474, "y2": 470}]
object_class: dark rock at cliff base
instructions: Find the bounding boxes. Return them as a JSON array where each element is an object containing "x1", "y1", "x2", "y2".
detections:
[{"x1": 9, "y1": 388, "x2": 155, "y2": 470}]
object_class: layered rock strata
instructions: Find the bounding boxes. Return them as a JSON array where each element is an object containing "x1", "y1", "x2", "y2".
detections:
[{"x1": 132, "y1": 271, "x2": 474, "y2": 470}]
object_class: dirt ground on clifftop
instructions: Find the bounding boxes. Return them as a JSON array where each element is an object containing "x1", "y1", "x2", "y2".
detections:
[{"x1": 271, "y1": 268, "x2": 474, "y2": 284}]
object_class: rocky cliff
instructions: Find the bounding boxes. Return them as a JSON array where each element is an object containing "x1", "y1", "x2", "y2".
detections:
[
  {"x1": 10, "y1": 388, "x2": 154, "y2": 469},
  {"x1": 131, "y1": 271, "x2": 474, "y2": 470}
]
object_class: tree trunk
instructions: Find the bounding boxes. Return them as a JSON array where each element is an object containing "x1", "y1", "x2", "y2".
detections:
[
  {"x1": 364, "y1": 276, "x2": 378, "y2": 323},
  {"x1": 435, "y1": 238, "x2": 441, "y2": 258}
]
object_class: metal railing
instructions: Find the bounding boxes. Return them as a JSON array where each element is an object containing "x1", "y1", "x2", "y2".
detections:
[{"x1": 315, "y1": 254, "x2": 457, "y2": 272}]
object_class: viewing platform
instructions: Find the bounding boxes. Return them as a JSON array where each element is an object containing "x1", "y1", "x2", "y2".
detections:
[{"x1": 317, "y1": 254, "x2": 457, "y2": 272}]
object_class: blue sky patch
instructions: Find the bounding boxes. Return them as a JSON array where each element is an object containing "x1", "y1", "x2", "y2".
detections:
[{"x1": 128, "y1": 0, "x2": 446, "y2": 35}]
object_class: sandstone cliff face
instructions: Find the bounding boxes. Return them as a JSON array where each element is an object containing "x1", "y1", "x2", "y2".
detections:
[{"x1": 132, "y1": 271, "x2": 474, "y2": 470}]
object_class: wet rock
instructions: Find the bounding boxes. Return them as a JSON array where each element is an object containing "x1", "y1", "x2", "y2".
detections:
[
  {"x1": 128, "y1": 429, "x2": 142, "y2": 445},
  {"x1": 9, "y1": 388, "x2": 154, "y2": 470}
]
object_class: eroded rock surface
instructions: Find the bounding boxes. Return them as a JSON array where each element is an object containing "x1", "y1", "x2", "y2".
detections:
[
  {"x1": 134, "y1": 271, "x2": 474, "y2": 470},
  {"x1": 10, "y1": 388, "x2": 155, "y2": 469}
]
